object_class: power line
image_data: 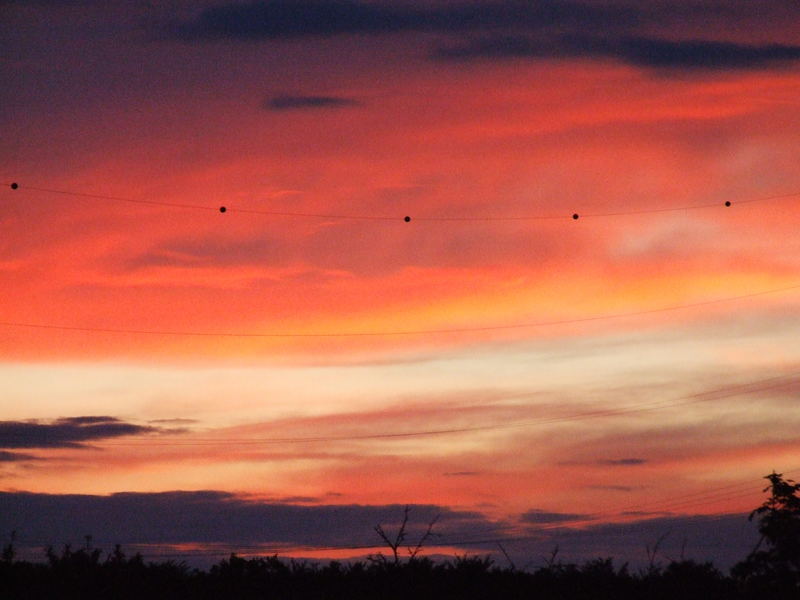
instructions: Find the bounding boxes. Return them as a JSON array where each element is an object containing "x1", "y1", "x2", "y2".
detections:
[
  {"x1": 86, "y1": 371, "x2": 798, "y2": 446},
  {"x1": 2, "y1": 370, "x2": 793, "y2": 453},
  {"x1": 1, "y1": 371, "x2": 794, "y2": 448},
  {"x1": 5, "y1": 183, "x2": 397, "y2": 221},
  {"x1": 5, "y1": 181, "x2": 798, "y2": 222},
  {"x1": 1, "y1": 282, "x2": 798, "y2": 339},
  {"x1": 614, "y1": 481, "x2": 764, "y2": 516},
  {"x1": 595, "y1": 467, "x2": 800, "y2": 520}
]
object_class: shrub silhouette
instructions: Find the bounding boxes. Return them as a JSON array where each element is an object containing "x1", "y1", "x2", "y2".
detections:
[
  {"x1": 732, "y1": 471, "x2": 800, "y2": 599},
  {"x1": 0, "y1": 544, "x2": 766, "y2": 600},
  {"x1": 643, "y1": 560, "x2": 733, "y2": 600}
]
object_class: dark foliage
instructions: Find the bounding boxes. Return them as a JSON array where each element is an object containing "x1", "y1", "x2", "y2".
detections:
[
  {"x1": 0, "y1": 547, "x2": 765, "y2": 600},
  {"x1": 732, "y1": 471, "x2": 800, "y2": 599}
]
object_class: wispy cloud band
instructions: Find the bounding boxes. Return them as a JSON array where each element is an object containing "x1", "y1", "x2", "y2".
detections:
[{"x1": 435, "y1": 35, "x2": 800, "y2": 70}]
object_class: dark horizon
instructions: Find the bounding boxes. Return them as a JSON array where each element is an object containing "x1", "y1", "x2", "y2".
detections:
[{"x1": 0, "y1": 489, "x2": 762, "y2": 571}]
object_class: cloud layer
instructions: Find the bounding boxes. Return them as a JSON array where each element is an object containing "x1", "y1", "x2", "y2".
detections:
[
  {"x1": 0, "y1": 417, "x2": 164, "y2": 449},
  {"x1": 174, "y1": 1, "x2": 635, "y2": 40},
  {"x1": 172, "y1": 1, "x2": 800, "y2": 72},
  {"x1": 0, "y1": 450, "x2": 38, "y2": 463},
  {"x1": 0, "y1": 491, "x2": 488, "y2": 547},
  {"x1": 436, "y1": 35, "x2": 800, "y2": 70},
  {"x1": 0, "y1": 490, "x2": 760, "y2": 569}
]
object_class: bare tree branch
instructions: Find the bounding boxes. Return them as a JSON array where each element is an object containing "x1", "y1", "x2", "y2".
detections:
[
  {"x1": 544, "y1": 545, "x2": 560, "y2": 569},
  {"x1": 496, "y1": 542, "x2": 516, "y2": 572},
  {"x1": 645, "y1": 530, "x2": 671, "y2": 572},
  {"x1": 408, "y1": 513, "x2": 440, "y2": 559},
  {"x1": 374, "y1": 506, "x2": 442, "y2": 565},
  {"x1": 374, "y1": 505, "x2": 411, "y2": 565}
]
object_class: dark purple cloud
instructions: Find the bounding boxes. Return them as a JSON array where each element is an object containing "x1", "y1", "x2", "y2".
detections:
[
  {"x1": 0, "y1": 491, "x2": 761, "y2": 570},
  {"x1": 0, "y1": 450, "x2": 39, "y2": 463},
  {"x1": 0, "y1": 491, "x2": 490, "y2": 548},
  {"x1": 173, "y1": 1, "x2": 636, "y2": 40},
  {"x1": 266, "y1": 94, "x2": 359, "y2": 110},
  {"x1": 0, "y1": 417, "x2": 163, "y2": 449},
  {"x1": 169, "y1": 2, "x2": 800, "y2": 72},
  {"x1": 435, "y1": 35, "x2": 800, "y2": 70},
  {"x1": 607, "y1": 37, "x2": 800, "y2": 70}
]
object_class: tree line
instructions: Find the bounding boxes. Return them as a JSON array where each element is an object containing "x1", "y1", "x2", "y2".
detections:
[{"x1": 1, "y1": 472, "x2": 798, "y2": 600}]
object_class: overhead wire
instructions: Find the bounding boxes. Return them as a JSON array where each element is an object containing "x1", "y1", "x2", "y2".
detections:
[
  {"x1": 3, "y1": 181, "x2": 798, "y2": 339},
  {"x1": 58, "y1": 370, "x2": 799, "y2": 446},
  {"x1": 4, "y1": 181, "x2": 799, "y2": 222},
  {"x1": 5, "y1": 375, "x2": 794, "y2": 558},
  {"x1": 5, "y1": 184, "x2": 398, "y2": 221},
  {"x1": 611, "y1": 468, "x2": 800, "y2": 517},
  {"x1": 3, "y1": 181, "x2": 799, "y2": 559},
  {"x1": 4, "y1": 376, "x2": 800, "y2": 556},
  {"x1": 1, "y1": 282, "x2": 799, "y2": 339},
  {"x1": 14, "y1": 377, "x2": 785, "y2": 556}
]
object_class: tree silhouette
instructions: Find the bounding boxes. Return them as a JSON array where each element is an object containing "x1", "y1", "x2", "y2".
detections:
[
  {"x1": 371, "y1": 506, "x2": 440, "y2": 566},
  {"x1": 733, "y1": 471, "x2": 800, "y2": 598}
]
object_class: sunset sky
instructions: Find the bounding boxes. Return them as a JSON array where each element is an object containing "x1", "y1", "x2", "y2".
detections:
[{"x1": 2, "y1": 0, "x2": 800, "y2": 569}]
